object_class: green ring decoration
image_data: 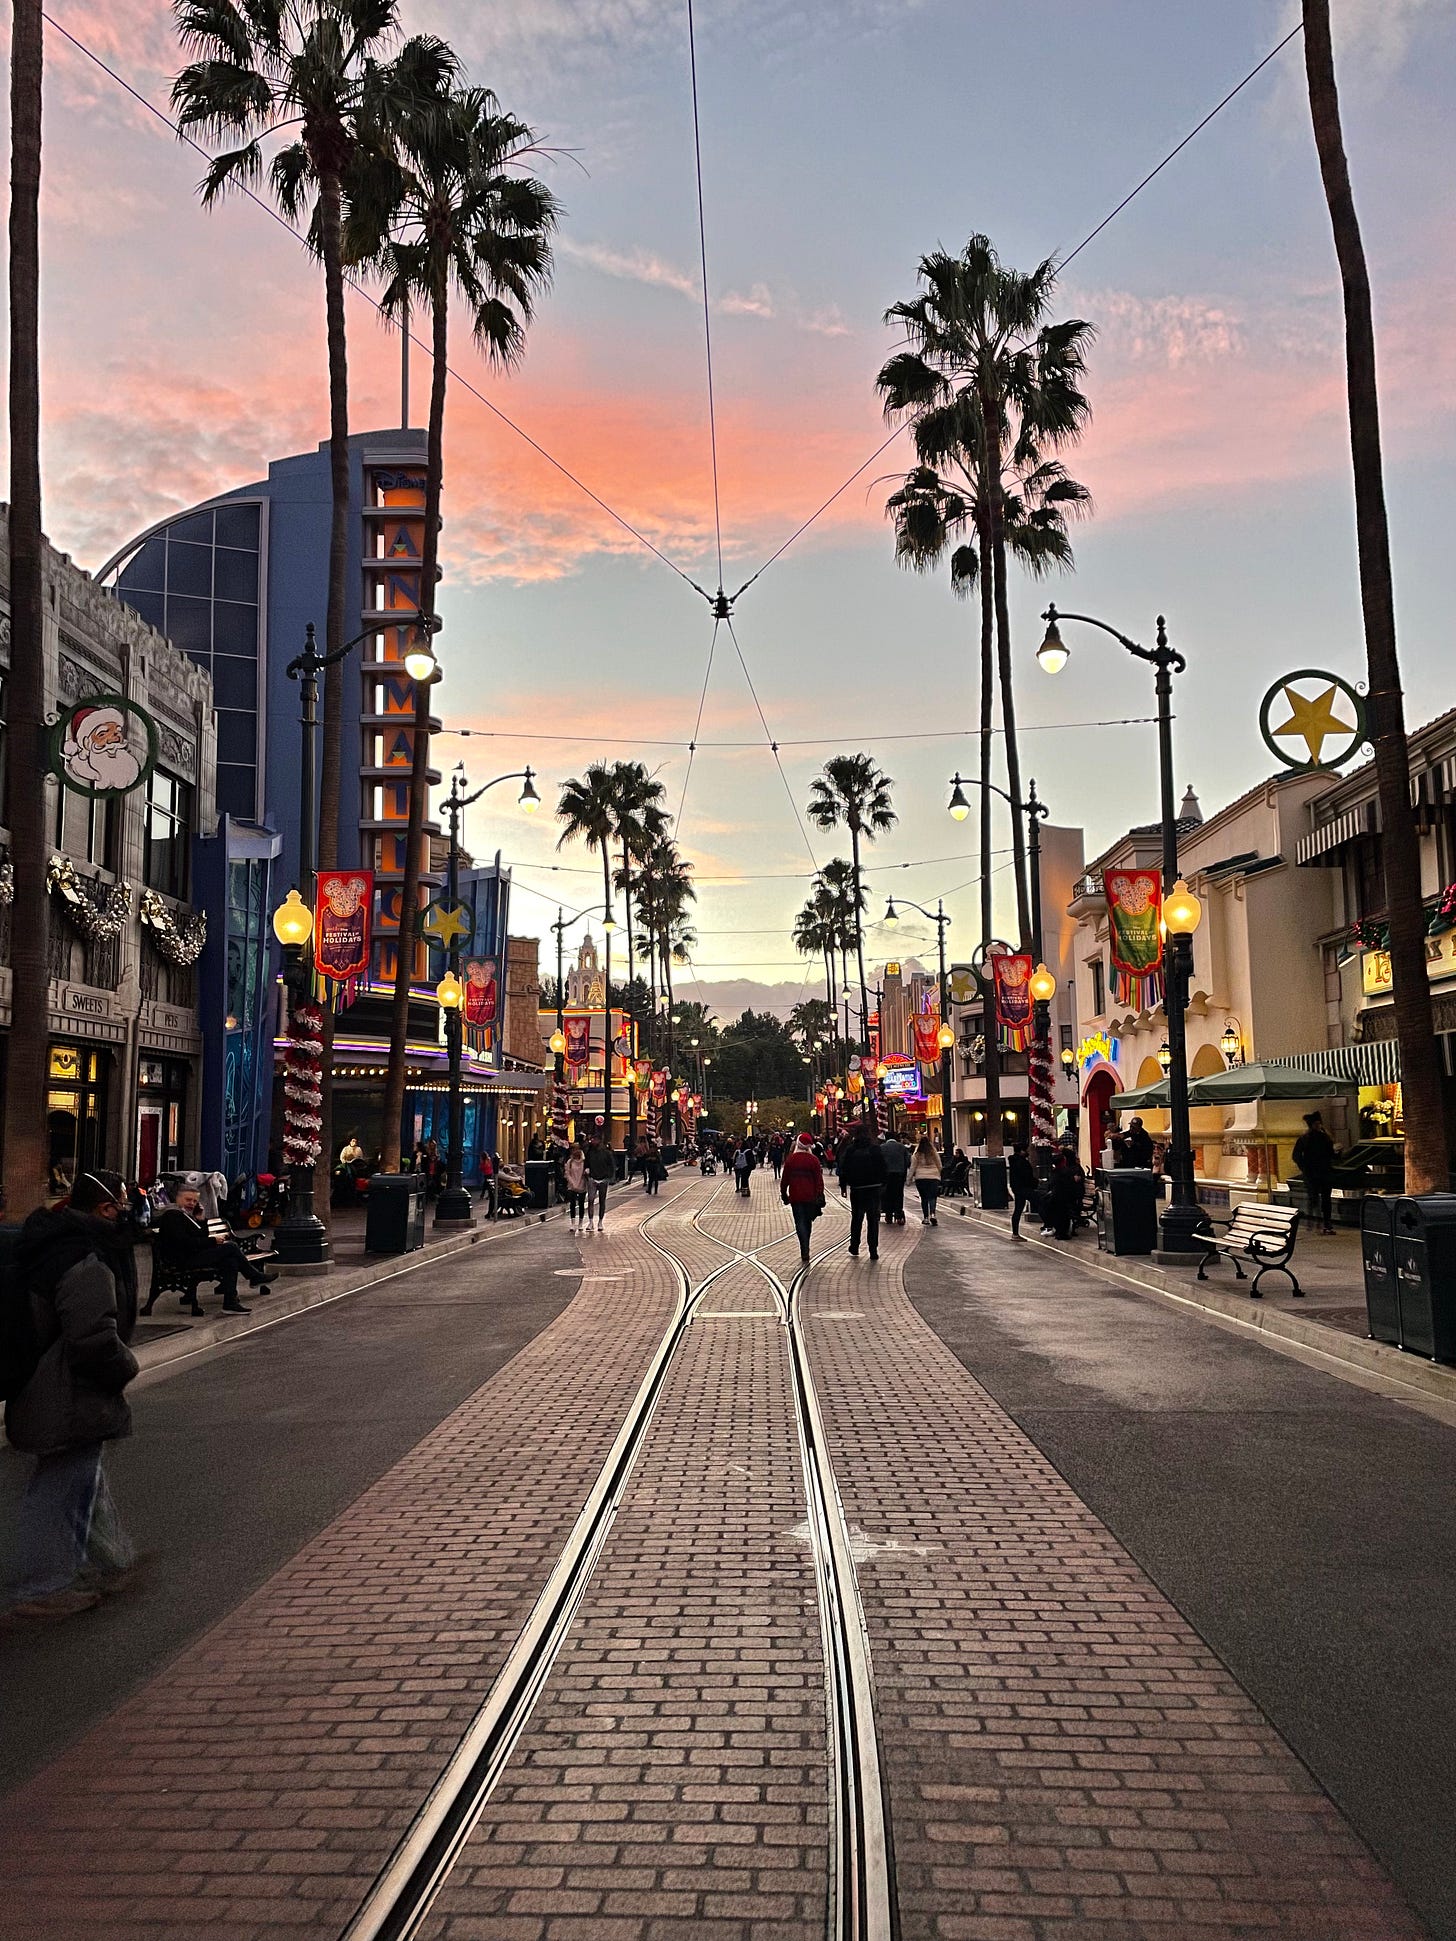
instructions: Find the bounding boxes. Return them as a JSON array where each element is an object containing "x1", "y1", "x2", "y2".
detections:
[
  {"x1": 47, "y1": 692, "x2": 158, "y2": 799},
  {"x1": 1258, "y1": 669, "x2": 1367, "y2": 773}
]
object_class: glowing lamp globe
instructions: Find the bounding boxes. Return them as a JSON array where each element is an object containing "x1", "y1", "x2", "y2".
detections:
[
  {"x1": 1163, "y1": 877, "x2": 1203, "y2": 935},
  {"x1": 549, "y1": 1028, "x2": 566, "y2": 1055},
  {"x1": 518, "y1": 770, "x2": 541, "y2": 813},
  {"x1": 404, "y1": 640, "x2": 438, "y2": 683},
  {"x1": 1036, "y1": 618, "x2": 1070, "y2": 676},
  {"x1": 272, "y1": 889, "x2": 313, "y2": 949},
  {"x1": 948, "y1": 777, "x2": 972, "y2": 822},
  {"x1": 1029, "y1": 961, "x2": 1057, "y2": 1003},
  {"x1": 436, "y1": 970, "x2": 465, "y2": 1010},
  {"x1": 937, "y1": 1020, "x2": 956, "y2": 1050},
  {"x1": 883, "y1": 899, "x2": 899, "y2": 928},
  {"x1": 1156, "y1": 1041, "x2": 1173, "y2": 1075}
]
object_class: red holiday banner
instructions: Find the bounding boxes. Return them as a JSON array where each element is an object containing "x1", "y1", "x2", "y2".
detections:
[
  {"x1": 911, "y1": 1007, "x2": 942, "y2": 1067},
  {"x1": 314, "y1": 870, "x2": 373, "y2": 981},
  {"x1": 564, "y1": 1013, "x2": 591, "y2": 1071},
  {"x1": 992, "y1": 951, "x2": 1034, "y2": 1049}
]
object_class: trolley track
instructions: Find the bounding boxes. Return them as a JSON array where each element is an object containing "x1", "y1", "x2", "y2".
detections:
[{"x1": 338, "y1": 1173, "x2": 896, "y2": 1941}]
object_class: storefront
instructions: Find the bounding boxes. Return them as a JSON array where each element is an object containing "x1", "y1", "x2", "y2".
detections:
[
  {"x1": 45, "y1": 1041, "x2": 111, "y2": 1190},
  {"x1": 135, "y1": 1054, "x2": 190, "y2": 1185}
]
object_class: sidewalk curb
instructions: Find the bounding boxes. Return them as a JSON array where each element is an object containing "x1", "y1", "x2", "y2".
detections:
[
  {"x1": 955, "y1": 1204, "x2": 1456, "y2": 1406},
  {"x1": 133, "y1": 1207, "x2": 562, "y2": 1382}
]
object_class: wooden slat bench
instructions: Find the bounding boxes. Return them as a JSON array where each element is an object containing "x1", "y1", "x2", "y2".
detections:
[{"x1": 1197, "y1": 1202, "x2": 1302, "y2": 1298}]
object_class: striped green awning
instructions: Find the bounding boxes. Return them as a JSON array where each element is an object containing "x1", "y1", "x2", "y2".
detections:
[{"x1": 1273, "y1": 1041, "x2": 1401, "y2": 1085}]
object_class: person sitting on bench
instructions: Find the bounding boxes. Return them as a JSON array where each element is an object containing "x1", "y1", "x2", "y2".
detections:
[{"x1": 146, "y1": 1185, "x2": 277, "y2": 1317}]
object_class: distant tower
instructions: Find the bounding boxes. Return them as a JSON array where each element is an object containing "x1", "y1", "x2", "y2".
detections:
[{"x1": 568, "y1": 935, "x2": 606, "y2": 1008}]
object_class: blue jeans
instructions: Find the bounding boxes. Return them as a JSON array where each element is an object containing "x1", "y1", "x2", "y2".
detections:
[{"x1": 11, "y1": 1443, "x2": 134, "y2": 1601}]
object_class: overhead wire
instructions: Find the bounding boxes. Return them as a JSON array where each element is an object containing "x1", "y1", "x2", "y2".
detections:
[
  {"x1": 724, "y1": 613, "x2": 820, "y2": 873},
  {"x1": 684, "y1": 0, "x2": 725, "y2": 591},
  {"x1": 434, "y1": 713, "x2": 1158, "y2": 749},
  {"x1": 728, "y1": 22, "x2": 1307, "y2": 598},
  {"x1": 42, "y1": 11, "x2": 712, "y2": 603}
]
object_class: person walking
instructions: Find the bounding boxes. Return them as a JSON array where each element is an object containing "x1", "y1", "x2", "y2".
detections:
[
  {"x1": 733, "y1": 1142, "x2": 754, "y2": 1198},
  {"x1": 837, "y1": 1123, "x2": 887, "y2": 1261},
  {"x1": 769, "y1": 1133, "x2": 785, "y2": 1183},
  {"x1": 1008, "y1": 1145, "x2": 1037, "y2": 1239},
  {"x1": 909, "y1": 1135, "x2": 942, "y2": 1226},
  {"x1": 585, "y1": 1134, "x2": 614, "y2": 1233},
  {"x1": 563, "y1": 1142, "x2": 588, "y2": 1231},
  {"x1": 146, "y1": 1183, "x2": 277, "y2": 1316},
  {"x1": 879, "y1": 1129, "x2": 909, "y2": 1225},
  {"x1": 1293, "y1": 1111, "x2": 1338, "y2": 1234},
  {"x1": 780, "y1": 1132, "x2": 826, "y2": 1264},
  {"x1": 642, "y1": 1140, "x2": 663, "y2": 1196},
  {"x1": 5, "y1": 1170, "x2": 141, "y2": 1620}
]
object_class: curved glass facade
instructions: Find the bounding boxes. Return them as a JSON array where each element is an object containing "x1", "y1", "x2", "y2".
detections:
[{"x1": 114, "y1": 500, "x2": 264, "y2": 822}]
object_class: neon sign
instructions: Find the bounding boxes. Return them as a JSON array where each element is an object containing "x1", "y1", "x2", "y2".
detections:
[{"x1": 1077, "y1": 1030, "x2": 1120, "y2": 1068}]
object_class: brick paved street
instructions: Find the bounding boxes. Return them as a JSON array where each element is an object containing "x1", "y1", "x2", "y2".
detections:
[{"x1": 2, "y1": 1168, "x2": 1449, "y2": 1939}]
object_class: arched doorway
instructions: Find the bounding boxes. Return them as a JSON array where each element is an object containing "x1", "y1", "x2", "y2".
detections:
[{"x1": 1083, "y1": 1064, "x2": 1120, "y2": 1166}]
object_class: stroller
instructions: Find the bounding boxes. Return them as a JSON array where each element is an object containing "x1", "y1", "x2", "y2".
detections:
[{"x1": 699, "y1": 1149, "x2": 718, "y2": 1175}]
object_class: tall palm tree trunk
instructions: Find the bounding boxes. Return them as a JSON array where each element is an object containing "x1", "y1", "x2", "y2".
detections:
[
  {"x1": 1302, "y1": 0, "x2": 1449, "y2": 1192},
  {"x1": 622, "y1": 843, "x2": 638, "y2": 1154},
  {"x1": 850, "y1": 826, "x2": 870, "y2": 1061},
  {"x1": 381, "y1": 274, "x2": 448, "y2": 1170},
  {"x1": 980, "y1": 392, "x2": 1031, "y2": 946},
  {"x1": 311, "y1": 169, "x2": 353, "y2": 1207},
  {"x1": 975, "y1": 519, "x2": 1004, "y2": 1159},
  {"x1": 3, "y1": 0, "x2": 49, "y2": 1213}
]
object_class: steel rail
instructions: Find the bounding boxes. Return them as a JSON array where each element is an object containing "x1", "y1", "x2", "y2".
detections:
[
  {"x1": 339, "y1": 1178, "x2": 733, "y2": 1941},
  {"x1": 693, "y1": 1203, "x2": 898, "y2": 1941}
]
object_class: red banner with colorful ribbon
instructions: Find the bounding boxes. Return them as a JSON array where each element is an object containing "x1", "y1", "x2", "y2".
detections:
[
  {"x1": 911, "y1": 1008, "x2": 942, "y2": 1068},
  {"x1": 1103, "y1": 867, "x2": 1165, "y2": 1009},
  {"x1": 314, "y1": 870, "x2": 373, "y2": 981},
  {"x1": 992, "y1": 951, "x2": 1035, "y2": 1050}
]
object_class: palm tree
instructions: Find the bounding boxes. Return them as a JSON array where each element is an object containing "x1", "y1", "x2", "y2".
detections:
[
  {"x1": 816, "y1": 858, "x2": 863, "y2": 1047},
  {"x1": 603, "y1": 760, "x2": 666, "y2": 1149},
  {"x1": 792, "y1": 892, "x2": 839, "y2": 1037},
  {"x1": 636, "y1": 838, "x2": 695, "y2": 1076},
  {"x1": 879, "y1": 238, "x2": 1093, "y2": 942},
  {"x1": 351, "y1": 80, "x2": 556, "y2": 1169},
  {"x1": 1301, "y1": 0, "x2": 1448, "y2": 1194},
  {"x1": 558, "y1": 766, "x2": 621, "y2": 1143},
  {"x1": 172, "y1": 0, "x2": 454, "y2": 1197},
  {"x1": 883, "y1": 447, "x2": 1087, "y2": 1161},
  {"x1": 806, "y1": 759, "x2": 895, "y2": 1061},
  {"x1": 2, "y1": 0, "x2": 48, "y2": 1209}
]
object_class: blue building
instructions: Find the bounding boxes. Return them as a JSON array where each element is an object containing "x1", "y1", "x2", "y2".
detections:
[{"x1": 100, "y1": 427, "x2": 462, "y2": 1175}]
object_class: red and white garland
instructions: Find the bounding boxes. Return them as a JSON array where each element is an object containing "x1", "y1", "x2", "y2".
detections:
[
  {"x1": 282, "y1": 1001, "x2": 324, "y2": 1166},
  {"x1": 1027, "y1": 1035, "x2": 1056, "y2": 1151}
]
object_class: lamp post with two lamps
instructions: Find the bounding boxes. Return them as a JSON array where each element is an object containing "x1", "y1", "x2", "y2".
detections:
[
  {"x1": 270, "y1": 614, "x2": 441, "y2": 1266},
  {"x1": 432, "y1": 765, "x2": 540, "y2": 1228},
  {"x1": 1036, "y1": 603, "x2": 1206, "y2": 1253},
  {"x1": 881, "y1": 896, "x2": 957, "y2": 1145}
]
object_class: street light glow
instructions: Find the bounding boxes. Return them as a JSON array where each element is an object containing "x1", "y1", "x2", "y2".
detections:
[
  {"x1": 948, "y1": 775, "x2": 971, "y2": 822},
  {"x1": 883, "y1": 899, "x2": 899, "y2": 927},
  {"x1": 1163, "y1": 877, "x2": 1203, "y2": 934},
  {"x1": 1035, "y1": 618, "x2": 1069, "y2": 676},
  {"x1": 518, "y1": 768, "x2": 540, "y2": 812},
  {"x1": 271, "y1": 889, "x2": 313, "y2": 948},
  {"x1": 1029, "y1": 962, "x2": 1057, "y2": 1003}
]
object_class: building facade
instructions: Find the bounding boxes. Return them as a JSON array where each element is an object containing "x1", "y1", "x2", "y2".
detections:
[
  {"x1": 537, "y1": 934, "x2": 636, "y2": 1150},
  {"x1": 100, "y1": 429, "x2": 452, "y2": 1172},
  {"x1": 1, "y1": 522, "x2": 216, "y2": 1188}
]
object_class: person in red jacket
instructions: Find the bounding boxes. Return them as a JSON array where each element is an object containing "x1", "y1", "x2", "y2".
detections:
[{"x1": 780, "y1": 1132, "x2": 826, "y2": 1263}]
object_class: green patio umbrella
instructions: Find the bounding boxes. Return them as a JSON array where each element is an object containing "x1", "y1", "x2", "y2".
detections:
[
  {"x1": 1186, "y1": 1062, "x2": 1351, "y2": 1104},
  {"x1": 1112, "y1": 1078, "x2": 1170, "y2": 1110}
]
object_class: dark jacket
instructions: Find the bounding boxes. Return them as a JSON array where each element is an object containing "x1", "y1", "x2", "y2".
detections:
[
  {"x1": 837, "y1": 1139, "x2": 888, "y2": 1193},
  {"x1": 879, "y1": 1136, "x2": 909, "y2": 1179},
  {"x1": 156, "y1": 1206, "x2": 215, "y2": 1266},
  {"x1": 5, "y1": 1207, "x2": 139, "y2": 1456},
  {"x1": 1293, "y1": 1126, "x2": 1336, "y2": 1181},
  {"x1": 586, "y1": 1143, "x2": 615, "y2": 1183},
  {"x1": 1008, "y1": 1152, "x2": 1037, "y2": 1198},
  {"x1": 781, "y1": 1147, "x2": 825, "y2": 1207},
  {"x1": 1121, "y1": 1126, "x2": 1155, "y2": 1168}
]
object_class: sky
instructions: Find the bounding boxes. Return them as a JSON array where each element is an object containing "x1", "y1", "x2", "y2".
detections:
[{"x1": 6, "y1": 0, "x2": 1456, "y2": 1017}]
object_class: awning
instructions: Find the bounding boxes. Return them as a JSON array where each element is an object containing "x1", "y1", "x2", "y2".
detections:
[
  {"x1": 1359, "y1": 993, "x2": 1456, "y2": 1042},
  {"x1": 1274, "y1": 1041, "x2": 1401, "y2": 1085},
  {"x1": 1296, "y1": 802, "x2": 1375, "y2": 866}
]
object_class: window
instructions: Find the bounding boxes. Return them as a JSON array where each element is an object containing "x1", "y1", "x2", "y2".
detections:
[
  {"x1": 57, "y1": 787, "x2": 118, "y2": 870},
  {"x1": 1346, "y1": 837, "x2": 1386, "y2": 920},
  {"x1": 144, "y1": 770, "x2": 192, "y2": 899},
  {"x1": 1090, "y1": 956, "x2": 1106, "y2": 1016}
]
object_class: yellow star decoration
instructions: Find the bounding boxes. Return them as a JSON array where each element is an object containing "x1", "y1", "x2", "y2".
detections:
[
  {"x1": 421, "y1": 902, "x2": 470, "y2": 946},
  {"x1": 1272, "y1": 683, "x2": 1356, "y2": 765}
]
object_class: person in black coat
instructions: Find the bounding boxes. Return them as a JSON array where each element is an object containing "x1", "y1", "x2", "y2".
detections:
[
  {"x1": 1008, "y1": 1145, "x2": 1038, "y2": 1239},
  {"x1": 1292, "y1": 1111, "x2": 1338, "y2": 1233},
  {"x1": 1121, "y1": 1117, "x2": 1155, "y2": 1169},
  {"x1": 837, "y1": 1125, "x2": 888, "y2": 1261},
  {"x1": 149, "y1": 1185, "x2": 276, "y2": 1316}
]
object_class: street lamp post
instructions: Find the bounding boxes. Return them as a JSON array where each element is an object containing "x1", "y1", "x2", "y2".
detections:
[
  {"x1": 549, "y1": 906, "x2": 596, "y2": 1142},
  {"x1": 1037, "y1": 603, "x2": 1206, "y2": 1253},
  {"x1": 882, "y1": 895, "x2": 956, "y2": 1147},
  {"x1": 271, "y1": 614, "x2": 441, "y2": 1266},
  {"x1": 433, "y1": 765, "x2": 539, "y2": 1227}
]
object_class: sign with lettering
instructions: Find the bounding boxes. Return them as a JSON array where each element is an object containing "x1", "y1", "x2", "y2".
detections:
[
  {"x1": 315, "y1": 870, "x2": 373, "y2": 980},
  {"x1": 1076, "y1": 1029, "x2": 1120, "y2": 1068},
  {"x1": 1361, "y1": 933, "x2": 1456, "y2": 998}
]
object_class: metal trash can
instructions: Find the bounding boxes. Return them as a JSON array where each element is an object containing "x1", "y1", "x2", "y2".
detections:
[
  {"x1": 1103, "y1": 1168, "x2": 1159, "y2": 1255},
  {"x1": 523, "y1": 1159, "x2": 555, "y2": 1210},
  {"x1": 1360, "y1": 1196, "x2": 1400, "y2": 1345},
  {"x1": 974, "y1": 1155, "x2": 1008, "y2": 1211},
  {"x1": 1391, "y1": 1194, "x2": 1456, "y2": 1363},
  {"x1": 365, "y1": 1172, "x2": 426, "y2": 1255}
]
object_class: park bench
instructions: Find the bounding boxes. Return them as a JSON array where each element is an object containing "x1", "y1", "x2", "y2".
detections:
[
  {"x1": 1197, "y1": 1202, "x2": 1302, "y2": 1299},
  {"x1": 143, "y1": 1217, "x2": 256, "y2": 1316}
]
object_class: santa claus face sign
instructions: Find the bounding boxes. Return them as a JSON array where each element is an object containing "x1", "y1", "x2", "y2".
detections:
[{"x1": 48, "y1": 693, "x2": 157, "y2": 798}]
